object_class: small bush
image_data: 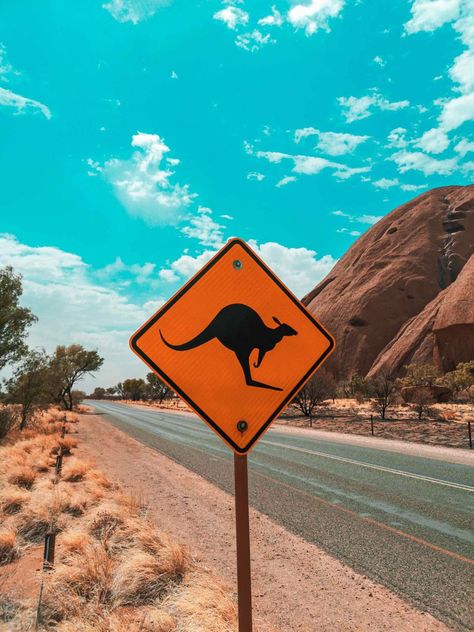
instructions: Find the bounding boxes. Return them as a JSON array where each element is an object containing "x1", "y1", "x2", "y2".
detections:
[
  {"x1": 0, "y1": 407, "x2": 17, "y2": 441},
  {"x1": 7, "y1": 465, "x2": 37, "y2": 489},
  {"x1": 17, "y1": 512, "x2": 50, "y2": 542},
  {"x1": 0, "y1": 486, "x2": 30, "y2": 515},
  {"x1": 0, "y1": 529, "x2": 19, "y2": 565},
  {"x1": 111, "y1": 548, "x2": 187, "y2": 606}
]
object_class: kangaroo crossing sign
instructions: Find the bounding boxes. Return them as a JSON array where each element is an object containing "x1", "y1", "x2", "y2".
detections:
[{"x1": 130, "y1": 239, "x2": 335, "y2": 453}]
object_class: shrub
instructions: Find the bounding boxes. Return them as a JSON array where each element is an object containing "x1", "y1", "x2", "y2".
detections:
[
  {"x1": 0, "y1": 406, "x2": 17, "y2": 441},
  {"x1": 7, "y1": 465, "x2": 37, "y2": 489},
  {"x1": 0, "y1": 486, "x2": 30, "y2": 515},
  {"x1": 0, "y1": 529, "x2": 19, "y2": 565}
]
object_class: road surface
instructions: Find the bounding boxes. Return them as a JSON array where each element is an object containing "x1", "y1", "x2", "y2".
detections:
[{"x1": 88, "y1": 401, "x2": 474, "y2": 631}]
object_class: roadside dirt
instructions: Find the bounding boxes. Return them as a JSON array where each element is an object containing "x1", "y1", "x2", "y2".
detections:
[
  {"x1": 78, "y1": 414, "x2": 450, "y2": 632},
  {"x1": 114, "y1": 398, "x2": 474, "y2": 449}
]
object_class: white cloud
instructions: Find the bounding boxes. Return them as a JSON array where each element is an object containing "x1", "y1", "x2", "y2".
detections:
[
  {"x1": 171, "y1": 70, "x2": 178, "y2": 80},
  {"x1": 450, "y1": 49, "x2": 474, "y2": 92},
  {"x1": 404, "y1": 0, "x2": 474, "y2": 150},
  {"x1": 160, "y1": 240, "x2": 336, "y2": 298},
  {"x1": 462, "y1": 160, "x2": 474, "y2": 173},
  {"x1": 0, "y1": 87, "x2": 51, "y2": 119},
  {"x1": 438, "y1": 91, "x2": 474, "y2": 130},
  {"x1": 276, "y1": 175, "x2": 296, "y2": 187},
  {"x1": 416, "y1": 127, "x2": 450, "y2": 153},
  {"x1": 96, "y1": 131, "x2": 195, "y2": 225},
  {"x1": 391, "y1": 150, "x2": 458, "y2": 175},
  {"x1": 235, "y1": 29, "x2": 275, "y2": 52},
  {"x1": 454, "y1": 137, "x2": 474, "y2": 155},
  {"x1": 373, "y1": 55, "x2": 385, "y2": 67},
  {"x1": 181, "y1": 206, "x2": 225, "y2": 248},
  {"x1": 258, "y1": 6, "x2": 284, "y2": 27},
  {"x1": 247, "y1": 171, "x2": 265, "y2": 181},
  {"x1": 294, "y1": 128, "x2": 370, "y2": 155},
  {"x1": 357, "y1": 214, "x2": 382, "y2": 225},
  {"x1": 332, "y1": 210, "x2": 382, "y2": 225},
  {"x1": 338, "y1": 91, "x2": 410, "y2": 122},
  {"x1": 159, "y1": 250, "x2": 216, "y2": 282},
  {"x1": 95, "y1": 256, "x2": 156, "y2": 286},
  {"x1": 0, "y1": 233, "x2": 154, "y2": 390},
  {"x1": 405, "y1": 0, "x2": 461, "y2": 34},
  {"x1": 214, "y1": 5, "x2": 249, "y2": 30},
  {"x1": 0, "y1": 43, "x2": 20, "y2": 84},
  {"x1": 288, "y1": 0, "x2": 345, "y2": 36},
  {"x1": 387, "y1": 127, "x2": 409, "y2": 148},
  {"x1": 400, "y1": 183, "x2": 427, "y2": 191},
  {"x1": 253, "y1": 147, "x2": 370, "y2": 180},
  {"x1": 102, "y1": 0, "x2": 169, "y2": 24},
  {"x1": 337, "y1": 227, "x2": 361, "y2": 236},
  {"x1": 373, "y1": 177, "x2": 400, "y2": 189}
]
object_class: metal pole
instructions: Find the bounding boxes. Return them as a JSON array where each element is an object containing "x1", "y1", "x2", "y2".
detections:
[
  {"x1": 468, "y1": 421, "x2": 472, "y2": 450},
  {"x1": 43, "y1": 531, "x2": 56, "y2": 570},
  {"x1": 234, "y1": 453, "x2": 253, "y2": 632},
  {"x1": 370, "y1": 414, "x2": 374, "y2": 436}
]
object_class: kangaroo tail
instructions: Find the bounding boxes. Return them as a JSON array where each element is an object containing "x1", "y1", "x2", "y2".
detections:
[{"x1": 159, "y1": 324, "x2": 215, "y2": 351}]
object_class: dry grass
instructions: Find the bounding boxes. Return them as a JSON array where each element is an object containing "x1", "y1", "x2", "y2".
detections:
[
  {"x1": 111, "y1": 547, "x2": 187, "y2": 606},
  {"x1": 165, "y1": 570, "x2": 237, "y2": 632},
  {"x1": 0, "y1": 486, "x2": 30, "y2": 515},
  {"x1": 0, "y1": 408, "x2": 239, "y2": 632},
  {"x1": 7, "y1": 464, "x2": 38, "y2": 490},
  {"x1": 0, "y1": 529, "x2": 19, "y2": 566}
]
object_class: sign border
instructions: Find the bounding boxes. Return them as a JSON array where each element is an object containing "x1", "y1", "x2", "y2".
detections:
[{"x1": 130, "y1": 238, "x2": 335, "y2": 454}]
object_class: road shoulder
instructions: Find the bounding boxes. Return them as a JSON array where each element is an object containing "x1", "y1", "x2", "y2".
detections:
[{"x1": 78, "y1": 413, "x2": 449, "y2": 632}]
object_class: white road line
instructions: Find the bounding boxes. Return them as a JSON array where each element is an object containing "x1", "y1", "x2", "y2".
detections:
[
  {"x1": 262, "y1": 440, "x2": 474, "y2": 492},
  {"x1": 94, "y1": 403, "x2": 474, "y2": 492}
]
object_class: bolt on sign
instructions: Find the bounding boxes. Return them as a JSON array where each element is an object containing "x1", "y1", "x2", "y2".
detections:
[{"x1": 130, "y1": 238, "x2": 335, "y2": 454}]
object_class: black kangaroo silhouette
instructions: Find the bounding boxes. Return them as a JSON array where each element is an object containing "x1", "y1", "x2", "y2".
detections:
[{"x1": 160, "y1": 303, "x2": 297, "y2": 391}]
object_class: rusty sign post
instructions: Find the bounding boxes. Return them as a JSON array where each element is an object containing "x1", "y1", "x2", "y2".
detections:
[{"x1": 130, "y1": 238, "x2": 335, "y2": 631}]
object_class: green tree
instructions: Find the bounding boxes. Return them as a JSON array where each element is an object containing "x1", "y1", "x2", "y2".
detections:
[
  {"x1": 441, "y1": 361, "x2": 474, "y2": 398},
  {"x1": 91, "y1": 387, "x2": 107, "y2": 399},
  {"x1": 121, "y1": 378, "x2": 147, "y2": 401},
  {"x1": 146, "y1": 372, "x2": 171, "y2": 404},
  {"x1": 4, "y1": 350, "x2": 51, "y2": 429},
  {"x1": 49, "y1": 345, "x2": 104, "y2": 410},
  {"x1": 400, "y1": 364, "x2": 439, "y2": 388},
  {"x1": 0, "y1": 267, "x2": 37, "y2": 370}
]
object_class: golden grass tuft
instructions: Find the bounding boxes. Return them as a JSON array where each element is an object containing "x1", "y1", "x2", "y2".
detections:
[
  {"x1": 0, "y1": 529, "x2": 20, "y2": 565},
  {"x1": 165, "y1": 570, "x2": 237, "y2": 632},
  {"x1": 0, "y1": 486, "x2": 30, "y2": 515},
  {"x1": 111, "y1": 547, "x2": 188, "y2": 606},
  {"x1": 0, "y1": 409, "x2": 239, "y2": 632},
  {"x1": 7, "y1": 465, "x2": 37, "y2": 490}
]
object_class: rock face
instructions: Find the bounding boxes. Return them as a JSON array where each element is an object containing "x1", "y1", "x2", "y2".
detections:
[{"x1": 303, "y1": 186, "x2": 474, "y2": 379}]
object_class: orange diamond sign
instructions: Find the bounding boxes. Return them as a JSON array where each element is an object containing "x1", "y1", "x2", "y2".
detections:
[{"x1": 130, "y1": 239, "x2": 335, "y2": 453}]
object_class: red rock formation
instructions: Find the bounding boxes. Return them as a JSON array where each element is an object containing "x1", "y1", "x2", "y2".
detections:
[
  {"x1": 303, "y1": 186, "x2": 474, "y2": 379},
  {"x1": 368, "y1": 255, "x2": 474, "y2": 376}
]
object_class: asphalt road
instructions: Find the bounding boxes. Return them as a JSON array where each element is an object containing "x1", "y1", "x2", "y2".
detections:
[{"x1": 89, "y1": 400, "x2": 474, "y2": 631}]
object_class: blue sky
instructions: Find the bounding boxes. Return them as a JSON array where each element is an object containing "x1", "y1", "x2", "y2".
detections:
[{"x1": 0, "y1": 0, "x2": 473, "y2": 389}]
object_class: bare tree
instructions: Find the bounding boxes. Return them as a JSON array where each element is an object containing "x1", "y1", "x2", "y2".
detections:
[
  {"x1": 367, "y1": 373, "x2": 397, "y2": 420},
  {"x1": 292, "y1": 369, "x2": 335, "y2": 426}
]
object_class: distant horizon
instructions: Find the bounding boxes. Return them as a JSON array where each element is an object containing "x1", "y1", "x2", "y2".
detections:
[{"x1": 0, "y1": 1, "x2": 473, "y2": 390}]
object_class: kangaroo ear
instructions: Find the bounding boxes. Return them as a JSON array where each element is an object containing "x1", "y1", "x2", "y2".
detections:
[{"x1": 273, "y1": 316, "x2": 282, "y2": 325}]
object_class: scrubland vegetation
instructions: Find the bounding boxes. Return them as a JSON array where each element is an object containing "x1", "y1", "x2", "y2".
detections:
[
  {"x1": 0, "y1": 266, "x2": 239, "y2": 631},
  {"x1": 0, "y1": 407, "x2": 239, "y2": 631}
]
